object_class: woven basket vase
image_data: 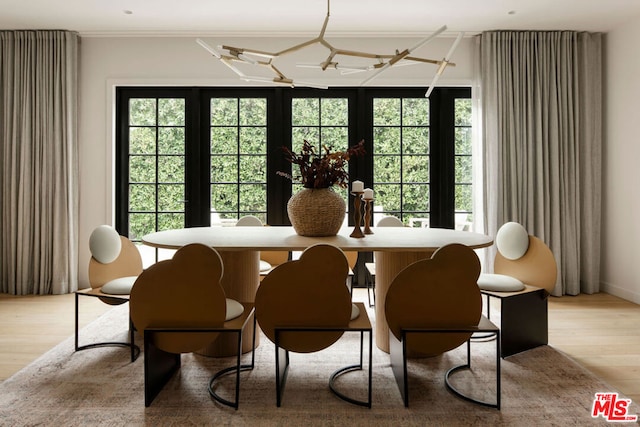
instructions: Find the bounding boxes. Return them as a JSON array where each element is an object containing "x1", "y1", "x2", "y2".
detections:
[{"x1": 287, "y1": 187, "x2": 346, "y2": 237}]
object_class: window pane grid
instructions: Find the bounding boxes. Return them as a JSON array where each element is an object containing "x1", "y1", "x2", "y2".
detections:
[
  {"x1": 120, "y1": 88, "x2": 471, "y2": 247},
  {"x1": 454, "y1": 98, "x2": 473, "y2": 229},
  {"x1": 210, "y1": 98, "x2": 267, "y2": 223},
  {"x1": 291, "y1": 97, "x2": 350, "y2": 208},
  {"x1": 127, "y1": 97, "x2": 186, "y2": 242},
  {"x1": 373, "y1": 97, "x2": 430, "y2": 226}
]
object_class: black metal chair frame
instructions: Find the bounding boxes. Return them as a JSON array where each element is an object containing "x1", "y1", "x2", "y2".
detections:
[
  {"x1": 476, "y1": 286, "x2": 548, "y2": 357},
  {"x1": 470, "y1": 294, "x2": 499, "y2": 342},
  {"x1": 273, "y1": 307, "x2": 373, "y2": 408},
  {"x1": 364, "y1": 263, "x2": 376, "y2": 307},
  {"x1": 74, "y1": 290, "x2": 140, "y2": 362},
  {"x1": 142, "y1": 305, "x2": 256, "y2": 409},
  {"x1": 390, "y1": 315, "x2": 501, "y2": 409}
]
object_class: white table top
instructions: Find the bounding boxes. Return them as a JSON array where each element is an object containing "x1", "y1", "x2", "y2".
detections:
[{"x1": 142, "y1": 226, "x2": 493, "y2": 252}]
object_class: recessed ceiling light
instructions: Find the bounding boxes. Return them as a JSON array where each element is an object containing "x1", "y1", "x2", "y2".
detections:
[
  {"x1": 508, "y1": 10, "x2": 516, "y2": 15},
  {"x1": 123, "y1": 10, "x2": 133, "y2": 15}
]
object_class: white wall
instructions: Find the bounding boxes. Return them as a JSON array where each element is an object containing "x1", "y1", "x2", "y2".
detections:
[
  {"x1": 77, "y1": 35, "x2": 474, "y2": 287},
  {"x1": 78, "y1": 32, "x2": 640, "y2": 305},
  {"x1": 601, "y1": 20, "x2": 640, "y2": 304}
]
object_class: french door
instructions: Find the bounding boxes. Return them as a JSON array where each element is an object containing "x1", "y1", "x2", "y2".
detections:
[{"x1": 116, "y1": 87, "x2": 472, "y2": 265}]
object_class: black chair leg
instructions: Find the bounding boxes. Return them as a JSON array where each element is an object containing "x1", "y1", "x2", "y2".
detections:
[
  {"x1": 275, "y1": 345, "x2": 290, "y2": 407},
  {"x1": 129, "y1": 318, "x2": 137, "y2": 362},
  {"x1": 74, "y1": 292, "x2": 80, "y2": 351},
  {"x1": 74, "y1": 292, "x2": 139, "y2": 362},
  {"x1": 144, "y1": 332, "x2": 180, "y2": 407},
  {"x1": 445, "y1": 334, "x2": 501, "y2": 409},
  {"x1": 208, "y1": 333, "x2": 246, "y2": 409},
  {"x1": 365, "y1": 271, "x2": 376, "y2": 308},
  {"x1": 370, "y1": 276, "x2": 376, "y2": 307},
  {"x1": 208, "y1": 312, "x2": 257, "y2": 409},
  {"x1": 389, "y1": 330, "x2": 409, "y2": 407},
  {"x1": 328, "y1": 330, "x2": 373, "y2": 408}
]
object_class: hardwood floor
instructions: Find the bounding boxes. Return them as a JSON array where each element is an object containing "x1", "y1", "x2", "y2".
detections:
[
  {"x1": 1, "y1": 289, "x2": 639, "y2": 403},
  {"x1": 547, "y1": 292, "x2": 640, "y2": 403},
  {"x1": 0, "y1": 292, "x2": 111, "y2": 381}
]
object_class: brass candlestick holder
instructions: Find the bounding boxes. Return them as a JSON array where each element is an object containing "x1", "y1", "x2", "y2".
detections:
[
  {"x1": 350, "y1": 192, "x2": 365, "y2": 238},
  {"x1": 363, "y1": 198, "x2": 373, "y2": 234}
]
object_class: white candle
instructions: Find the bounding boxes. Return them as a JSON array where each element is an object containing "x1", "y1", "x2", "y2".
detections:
[
  {"x1": 352, "y1": 180, "x2": 364, "y2": 192},
  {"x1": 363, "y1": 188, "x2": 374, "y2": 199}
]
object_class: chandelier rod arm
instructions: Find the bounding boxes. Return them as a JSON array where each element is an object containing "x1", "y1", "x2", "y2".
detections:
[
  {"x1": 197, "y1": 0, "x2": 457, "y2": 91},
  {"x1": 275, "y1": 37, "x2": 323, "y2": 57},
  {"x1": 220, "y1": 45, "x2": 279, "y2": 59},
  {"x1": 275, "y1": 0, "x2": 331, "y2": 57},
  {"x1": 425, "y1": 31, "x2": 465, "y2": 98},
  {"x1": 405, "y1": 56, "x2": 455, "y2": 67},
  {"x1": 319, "y1": 0, "x2": 331, "y2": 38},
  {"x1": 360, "y1": 26, "x2": 448, "y2": 86}
]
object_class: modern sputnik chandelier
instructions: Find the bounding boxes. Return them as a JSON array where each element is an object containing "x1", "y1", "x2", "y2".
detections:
[{"x1": 196, "y1": 0, "x2": 464, "y2": 97}]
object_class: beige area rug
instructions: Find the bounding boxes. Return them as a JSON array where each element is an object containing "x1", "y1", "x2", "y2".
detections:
[{"x1": 1, "y1": 302, "x2": 638, "y2": 427}]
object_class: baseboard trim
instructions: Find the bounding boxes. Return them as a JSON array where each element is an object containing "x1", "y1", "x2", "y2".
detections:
[{"x1": 601, "y1": 281, "x2": 640, "y2": 305}]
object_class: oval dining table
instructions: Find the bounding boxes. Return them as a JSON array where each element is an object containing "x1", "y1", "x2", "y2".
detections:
[{"x1": 142, "y1": 226, "x2": 493, "y2": 356}]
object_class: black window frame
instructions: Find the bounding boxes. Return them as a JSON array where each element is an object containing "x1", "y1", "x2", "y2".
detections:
[{"x1": 115, "y1": 86, "x2": 470, "y2": 236}]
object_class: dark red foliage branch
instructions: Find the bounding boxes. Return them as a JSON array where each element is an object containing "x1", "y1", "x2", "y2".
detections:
[{"x1": 277, "y1": 139, "x2": 366, "y2": 189}]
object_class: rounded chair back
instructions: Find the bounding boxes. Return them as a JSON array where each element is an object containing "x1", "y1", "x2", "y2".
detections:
[
  {"x1": 88, "y1": 226, "x2": 142, "y2": 290},
  {"x1": 495, "y1": 235, "x2": 557, "y2": 294},
  {"x1": 495, "y1": 222, "x2": 529, "y2": 260},
  {"x1": 385, "y1": 244, "x2": 482, "y2": 356},
  {"x1": 130, "y1": 243, "x2": 228, "y2": 353},
  {"x1": 376, "y1": 216, "x2": 404, "y2": 227},
  {"x1": 89, "y1": 225, "x2": 122, "y2": 263},
  {"x1": 236, "y1": 215, "x2": 263, "y2": 226},
  {"x1": 256, "y1": 244, "x2": 352, "y2": 353}
]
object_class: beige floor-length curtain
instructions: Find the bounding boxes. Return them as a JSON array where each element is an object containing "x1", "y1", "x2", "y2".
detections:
[
  {"x1": 476, "y1": 31, "x2": 602, "y2": 296},
  {"x1": 0, "y1": 30, "x2": 79, "y2": 295}
]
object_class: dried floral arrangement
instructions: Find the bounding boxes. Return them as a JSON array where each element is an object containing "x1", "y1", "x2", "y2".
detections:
[{"x1": 278, "y1": 139, "x2": 366, "y2": 189}]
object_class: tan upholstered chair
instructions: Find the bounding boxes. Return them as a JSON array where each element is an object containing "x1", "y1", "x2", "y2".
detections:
[
  {"x1": 385, "y1": 244, "x2": 500, "y2": 408},
  {"x1": 75, "y1": 225, "x2": 143, "y2": 362},
  {"x1": 255, "y1": 243, "x2": 373, "y2": 407},
  {"x1": 477, "y1": 222, "x2": 557, "y2": 357},
  {"x1": 364, "y1": 215, "x2": 404, "y2": 306},
  {"x1": 129, "y1": 243, "x2": 255, "y2": 408},
  {"x1": 478, "y1": 222, "x2": 557, "y2": 293}
]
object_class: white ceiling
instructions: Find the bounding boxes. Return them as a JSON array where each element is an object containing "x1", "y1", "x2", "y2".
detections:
[{"x1": 1, "y1": 0, "x2": 640, "y2": 36}]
